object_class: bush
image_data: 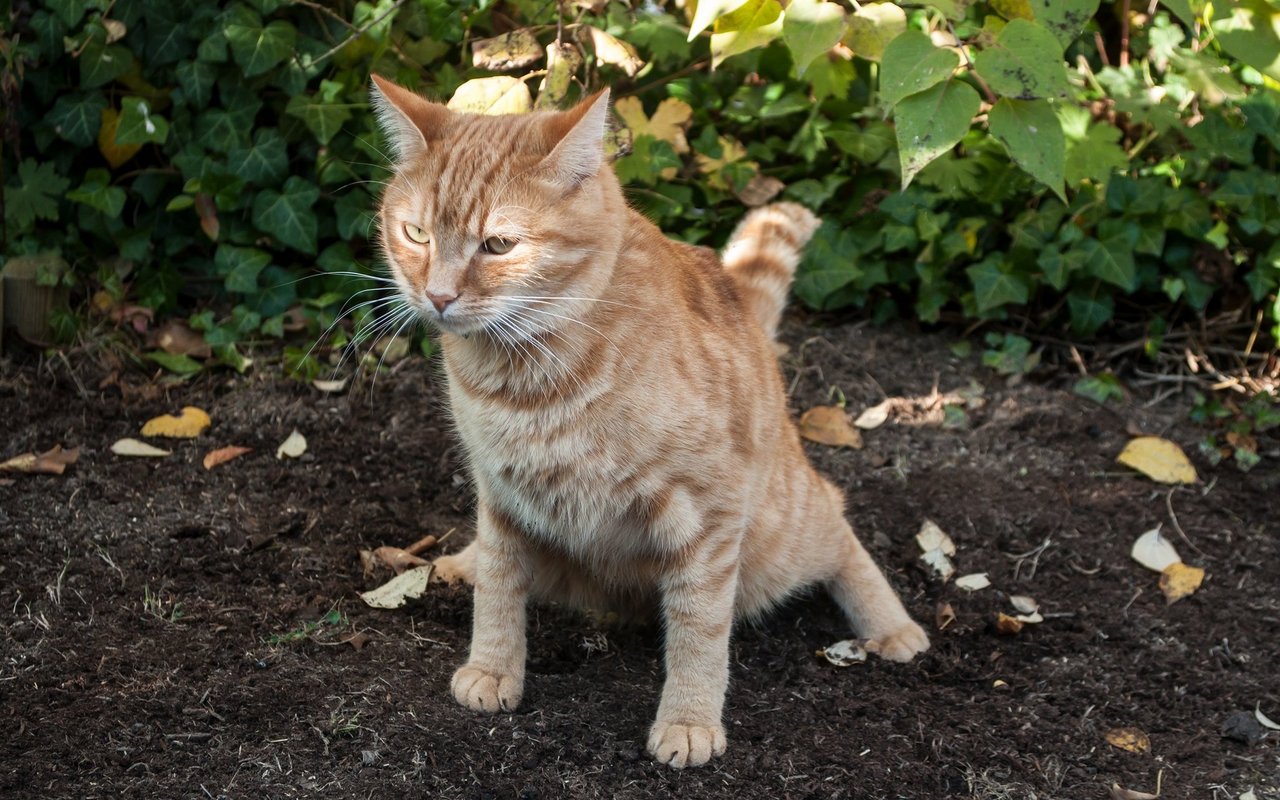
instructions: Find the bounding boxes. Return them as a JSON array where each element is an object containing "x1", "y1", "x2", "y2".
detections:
[{"x1": 2, "y1": 0, "x2": 1278, "y2": 373}]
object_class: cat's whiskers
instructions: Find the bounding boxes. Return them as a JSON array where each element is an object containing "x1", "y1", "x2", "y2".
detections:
[
  {"x1": 507, "y1": 301, "x2": 635, "y2": 381},
  {"x1": 330, "y1": 297, "x2": 415, "y2": 379},
  {"x1": 368, "y1": 304, "x2": 421, "y2": 399},
  {"x1": 300, "y1": 288, "x2": 403, "y2": 368}
]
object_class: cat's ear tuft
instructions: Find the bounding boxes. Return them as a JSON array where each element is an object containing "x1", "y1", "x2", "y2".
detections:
[
  {"x1": 369, "y1": 74, "x2": 450, "y2": 162},
  {"x1": 541, "y1": 89, "x2": 611, "y2": 189}
]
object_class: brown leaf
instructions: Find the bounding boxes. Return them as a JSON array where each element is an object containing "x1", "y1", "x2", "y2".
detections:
[
  {"x1": 1159, "y1": 562, "x2": 1205, "y2": 604},
  {"x1": 1105, "y1": 726, "x2": 1151, "y2": 754},
  {"x1": 935, "y1": 601, "x2": 956, "y2": 631},
  {"x1": 359, "y1": 549, "x2": 378, "y2": 580},
  {"x1": 345, "y1": 631, "x2": 371, "y2": 651},
  {"x1": 995, "y1": 613, "x2": 1024, "y2": 635},
  {"x1": 404, "y1": 534, "x2": 439, "y2": 556},
  {"x1": 798, "y1": 406, "x2": 863, "y2": 448},
  {"x1": 196, "y1": 193, "x2": 219, "y2": 241},
  {"x1": 471, "y1": 29, "x2": 544, "y2": 71},
  {"x1": 141, "y1": 406, "x2": 211, "y2": 438},
  {"x1": 1108, "y1": 784, "x2": 1159, "y2": 800},
  {"x1": 97, "y1": 108, "x2": 141, "y2": 168},
  {"x1": 374, "y1": 546, "x2": 429, "y2": 575},
  {"x1": 203, "y1": 445, "x2": 252, "y2": 470},
  {"x1": 151, "y1": 319, "x2": 212, "y2": 358},
  {"x1": 734, "y1": 174, "x2": 785, "y2": 207},
  {"x1": 0, "y1": 445, "x2": 80, "y2": 475},
  {"x1": 586, "y1": 26, "x2": 644, "y2": 76}
]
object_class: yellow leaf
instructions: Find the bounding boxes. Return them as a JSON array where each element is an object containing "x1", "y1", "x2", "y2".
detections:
[
  {"x1": 613, "y1": 97, "x2": 693, "y2": 153},
  {"x1": 536, "y1": 42, "x2": 583, "y2": 109},
  {"x1": 994, "y1": 612, "x2": 1024, "y2": 635},
  {"x1": 141, "y1": 406, "x2": 211, "y2": 438},
  {"x1": 447, "y1": 77, "x2": 532, "y2": 115},
  {"x1": 470, "y1": 29, "x2": 543, "y2": 71},
  {"x1": 798, "y1": 405, "x2": 863, "y2": 448},
  {"x1": 695, "y1": 135, "x2": 755, "y2": 189},
  {"x1": 1159, "y1": 562, "x2": 1205, "y2": 604},
  {"x1": 1104, "y1": 727, "x2": 1151, "y2": 754},
  {"x1": 689, "y1": 0, "x2": 753, "y2": 39},
  {"x1": 1116, "y1": 436, "x2": 1199, "y2": 485},
  {"x1": 991, "y1": 0, "x2": 1033, "y2": 21},
  {"x1": 586, "y1": 26, "x2": 645, "y2": 76},
  {"x1": 98, "y1": 108, "x2": 141, "y2": 169},
  {"x1": 844, "y1": 2, "x2": 907, "y2": 62},
  {"x1": 710, "y1": 0, "x2": 784, "y2": 68}
]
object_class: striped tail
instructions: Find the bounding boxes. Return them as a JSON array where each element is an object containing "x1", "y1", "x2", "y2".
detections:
[{"x1": 721, "y1": 202, "x2": 821, "y2": 341}]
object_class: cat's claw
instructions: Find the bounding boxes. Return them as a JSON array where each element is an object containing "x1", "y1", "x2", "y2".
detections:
[
  {"x1": 870, "y1": 620, "x2": 930, "y2": 662},
  {"x1": 647, "y1": 721, "x2": 727, "y2": 769},
  {"x1": 451, "y1": 664, "x2": 522, "y2": 713}
]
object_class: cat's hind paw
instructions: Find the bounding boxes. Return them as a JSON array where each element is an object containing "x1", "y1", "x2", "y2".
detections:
[
  {"x1": 869, "y1": 620, "x2": 930, "y2": 662},
  {"x1": 647, "y1": 721, "x2": 727, "y2": 769},
  {"x1": 451, "y1": 663, "x2": 522, "y2": 713}
]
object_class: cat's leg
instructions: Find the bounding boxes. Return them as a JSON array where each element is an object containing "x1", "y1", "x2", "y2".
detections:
[
  {"x1": 450, "y1": 505, "x2": 532, "y2": 713},
  {"x1": 432, "y1": 539, "x2": 477, "y2": 585},
  {"x1": 647, "y1": 530, "x2": 741, "y2": 769},
  {"x1": 814, "y1": 482, "x2": 928, "y2": 661}
]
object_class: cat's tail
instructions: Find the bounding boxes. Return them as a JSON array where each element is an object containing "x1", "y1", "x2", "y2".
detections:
[{"x1": 721, "y1": 202, "x2": 821, "y2": 341}]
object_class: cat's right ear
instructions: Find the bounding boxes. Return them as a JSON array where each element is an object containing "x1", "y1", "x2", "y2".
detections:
[{"x1": 369, "y1": 74, "x2": 449, "y2": 161}]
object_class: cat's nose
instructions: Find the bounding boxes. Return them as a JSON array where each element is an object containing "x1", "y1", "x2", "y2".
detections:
[{"x1": 426, "y1": 291, "x2": 458, "y2": 313}]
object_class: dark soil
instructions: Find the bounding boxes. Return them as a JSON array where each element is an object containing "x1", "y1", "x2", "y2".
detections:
[{"x1": 2, "y1": 320, "x2": 1277, "y2": 800}]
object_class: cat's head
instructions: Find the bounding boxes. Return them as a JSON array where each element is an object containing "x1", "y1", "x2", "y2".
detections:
[{"x1": 370, "y1": 75, "x2": 622, "y2": 338}]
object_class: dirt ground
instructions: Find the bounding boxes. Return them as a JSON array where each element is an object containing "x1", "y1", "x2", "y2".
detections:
[{"x1": 1, "y1": 318, "x2": 1277, "y2": 800}]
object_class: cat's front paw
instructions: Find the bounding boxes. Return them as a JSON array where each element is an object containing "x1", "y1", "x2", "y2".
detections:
[
  {"x1": 432, "y1": 552, "x2": 475, "y2": 586},
  {"x1": 451, "y1": 663, "x2": 523, "y2": 713},
  {"x1": 647, "y1": 720, "x2": 727, "y2": 769},
  {"x1": 869, "y1": 620, "x2": 930, "y2": 662}
]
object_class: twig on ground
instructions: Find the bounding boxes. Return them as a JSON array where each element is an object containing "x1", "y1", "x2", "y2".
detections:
[{"x1": 1165, "y1": 488, "x2": 1208, "y2": 560}]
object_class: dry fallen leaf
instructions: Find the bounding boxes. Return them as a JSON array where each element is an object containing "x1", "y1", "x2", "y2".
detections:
[
  {"x1": 141, "y1": 406, "x2": 211, "y2": 438},
  {"x1": 1257, "y1": 703, "x2": 1280, "y2": 731},
  {"x1": 360, "y1": 565, "x2": 433, "y2": 609},
  {"x1": 276, "y1": 430, "x2": 307, "y2": 459},
  {"x1": 955, "y1": 573, "x2": 991, "y2": 591},
  {"x1": 1105, "y1": 727, "x2": 1151, "y2": 754},
  {"x1": 612, "y1": 96, "x2": 693, "y2": 154},
  {"x1": 374, "y1": 546, "x2": 430, "y2": 575},
  {"x1": 916, "y1": 519, "x2": 957, "y2": 555},
  {"x1": 151, "y1": 319, "x2": 212, "y2": 358},
  {"x1": 1159, "y1": 562, "x2": 1205, "y2": 604},
  {"x1": 935, "y1": 601, "x2": 956, "y2": 631},
  {"x1": 798, "y1": 406, "x2": 863, "y2": 448},
  {"x1": 586, "y1": 26, "x2": 644, "y2": 76},
  {"x1": 1009, "y1": 594, "x2": 1039, "y2": 615},
  {"x1": 470, "y1": 29, "x2": 543, "y2": 71},
  {"x1": 404, "y1": 534, "x2": 439, "y2": 556},
  {"x1": 734, "y1": 174, "x2": 785, "y2": 207},
  {"x1": 1117, "y1": 436, "x2": 1199, "y2": 485},
  {"x1": 311, "y1": 378, "x2": 348, "y2": 393},
  {"x1": 0, "y1": 445, "x2": 80, "y2": 475},
  {"x1": 1014, "y1": 611, "x2": 1044, "y2": 624},
  {"x1": 111, "y1": 438, "x2": 171, "y2": 457},
  {"x1": 1131, "y1": 526, "x2": 1182, "y2": 573},
  {"x1": 995, "y1": 613, "x2": 1024, "y2": 635},
  {"x1": 1109, "y1": 784, "x2": 1159, "y2": 800},
  {"x1": 854, "y1": 401, "x2": 891, "y2": 430},
  {"x1": 359, "y1": 549, "x2": 378, "y2": 580},
  {"x1": 920, "y1": 548, "x2": 956, "y2": 581},
  {"x1": 203, "y1": 445, "x2": 251, "y2": 470},
  {"x1": 818, "y1": 639, "x2": 869, "y2": 666}
]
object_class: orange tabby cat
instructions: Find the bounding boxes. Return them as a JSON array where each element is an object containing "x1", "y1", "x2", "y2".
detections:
[{"x1": 369, "y1": 75, "x2": 929, "y2": 769}]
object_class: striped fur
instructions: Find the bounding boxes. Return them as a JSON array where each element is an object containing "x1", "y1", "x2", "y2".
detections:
[{"x1": 370, "y1": 77, "x2": 929, "y2": 769}]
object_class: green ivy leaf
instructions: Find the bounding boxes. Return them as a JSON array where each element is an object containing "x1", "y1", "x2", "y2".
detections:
[
  {"x1": 48, "y1": 92, "x2": 108, "y2": 147},
  {"x1": 228, "y1": 129, "x2": 288, "y2": 184},
  {"x1": 987, "y1": 98, "x2": 1066, "y2": 200},
  {"x1": 974, "y1": 19, "x2": 1068, "y2": 99},
  {"x1": 1067, "y1": 291, "x2": 1114, "y2": 334},
  {"x1": 148, "y1": 351, "x2": 205, "y2": 375},
  {"x1": 116, "y1": 97, "x2": 170, "y2": 145},
  {"x1": 5, "y1": 160, "x2": 70, "y2": 231},
  {"x1": 879, "y1": 31, "x2": 960, "y2": 108},
  {"x1": 66, "y1": 168, "x2": 126, "y2": 217},
  {"x1": 216, "y1": 245, "x2": 272, "y2": 294},
  {"x1": 225, "y1": 9, "x2": 296, "y2": 77},
  {"x1": 285, "y1": 93, "x2": 352, "y2": 145},
  {"x1": 251, "y1": 176, "x2": 320, "y2": 253},
  {"x1": 710, "y1": 0, "x2": 783, "y2": 68},
  {"x1": 782, "y1": 0, "x2": 846, "y2": 77},
  {"x1": 1064, "y1": 122, "x2": 1129, "y2": 186},
  {"x1": 689, "y1": 0, "x2": 752, "y2": 39},
  {"x1": 176, "y1": 60, "x2": 217, "y2": 108},
  {"x1": 80, "y1": 38, "x2": 133, "y2": 88},
  {"x1": 1073, "y1": 373, "x2": 1124, "y2": 404},
  {"x1": 795, "y1": 222, "x2": 862, "y2": 308},
  {"x1": 1080, "y1": 235, "x2": 1137, "y2": 291},
  {"x1": 334, "y1": 189, "x2": 374, "y2": 240},
  {"x1": 615, "y1": 136, "x2": 682, "y2": 186},
  {"x1": 894, "y1": 79, "x2": 981, "y2": 188},
  {"x1": 1036, "y1": 0, "x2": 1101, "y2": 46},
  {"x1": 968, "y1": 256, "x2": 1030, "y2": 312}
]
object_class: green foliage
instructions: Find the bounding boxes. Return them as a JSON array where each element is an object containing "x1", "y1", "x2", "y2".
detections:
[{"x1": 2, "y1": 0, "x2": 1279, "y2": 371}]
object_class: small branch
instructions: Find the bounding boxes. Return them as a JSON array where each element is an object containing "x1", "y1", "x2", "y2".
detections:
[
  {"x1": 1165, "y1": 488, "x2": 1207, "y2": 560},
  {"x1": 1120, "y1": 0, "x2": 1132, "y2": 68},
  {"x1": 311, "y1": 0, "x2": 409, "y2": 67}
]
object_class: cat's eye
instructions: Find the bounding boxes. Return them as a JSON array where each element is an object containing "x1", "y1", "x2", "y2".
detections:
[
  {"x1": 403, "y1": 223, "x2": 430, "y2": 244},
  {"x1": 482, "y1": 236, "x2": 517, "y2": 255}
]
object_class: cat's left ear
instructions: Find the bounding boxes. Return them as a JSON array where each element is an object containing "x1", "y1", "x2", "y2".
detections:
[
  {"x1": 369, "y1": 74, "x2": 450, "y2": 161},
  {"x1": 541, "y1": 89, "x2": 611, "y2": 189}
]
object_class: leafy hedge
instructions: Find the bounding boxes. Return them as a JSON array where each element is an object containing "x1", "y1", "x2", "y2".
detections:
[{"x1": 3, "y1": 0, "x2": 1279, "y2": 374}]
